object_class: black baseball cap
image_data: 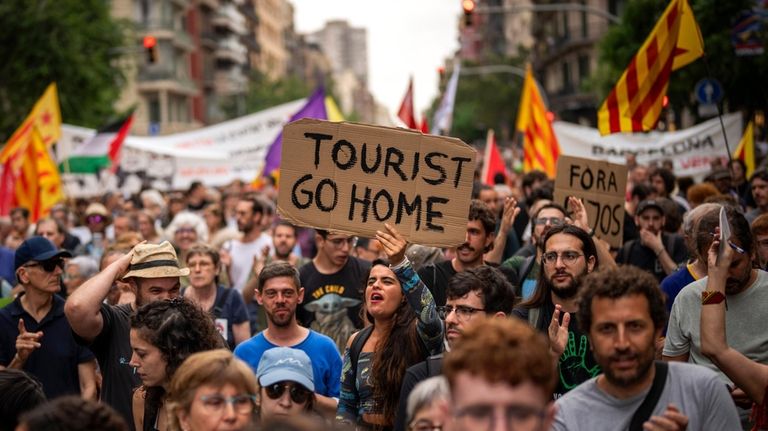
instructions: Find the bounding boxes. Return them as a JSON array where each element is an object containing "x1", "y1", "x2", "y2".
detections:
[
  {"x1": 636, "y1": 199, "x2": 665, "y2": 216},
  {"x1": 14, "y1": 236, "x2": 72, "y2": 271}
]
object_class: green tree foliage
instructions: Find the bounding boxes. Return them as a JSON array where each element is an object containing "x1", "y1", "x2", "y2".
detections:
[
  {"x1": 429, "y1": 56, "x2": 524, "y2": 145},
  {"x1": 0, "y1": 0, "x2": 127, "y2": 142},
  {"x1": 593, "y1": 0, "x2": 768, "y2": 122},
  {"x1": 237, "y1": 71, "x2": 314, "y2": 115}
]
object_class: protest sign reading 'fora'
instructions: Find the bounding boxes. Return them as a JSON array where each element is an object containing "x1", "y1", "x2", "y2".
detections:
[
  {"x1": 553, "y1": 155, "x2": 628, "y2": 248},
  {"x1": 277, "y1": 119, "x2": 477, "y2": 247}
]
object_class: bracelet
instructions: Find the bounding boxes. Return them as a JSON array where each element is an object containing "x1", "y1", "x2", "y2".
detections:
[
  {"x1": 655, "y1": 248, "x2": 664, "y2": 257},
  {"x1": 702, "y1": 290, "x2": 726, "y2": 306}
]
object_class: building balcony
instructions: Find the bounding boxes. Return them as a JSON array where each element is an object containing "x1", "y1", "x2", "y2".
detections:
[
  {"x1": 238, "y1": 3, "x2": 258, "y2": 23},
  {"x1": 212, "y1": 5, "x2": 247, "y2": 35},
  {"x1": 215, "y1": 39, "x2": 248, "y2": 65},
  {"x1": 201, "y1": 31, "x2": 218, "y2": 49},
  {"x1": 137, "y1": 67, "x2": 199, "y2": 96}
]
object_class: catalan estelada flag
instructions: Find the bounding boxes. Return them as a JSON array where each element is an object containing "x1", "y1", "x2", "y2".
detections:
[
  {"x1": 0, "y1": 83, "x2": 62, "y2": 162},
  {"x1": 597, "y1": 0, "x2": 703, "y2": 135},
  {"x1": 11, "y1": 128, "x2": 63, "y2": 221},
  {"x1": 516, "y1": 64, "x2": 560, "y2": 178},
  {"x1": 734, "y1": 121, "x2": 755, "y2": 178}
]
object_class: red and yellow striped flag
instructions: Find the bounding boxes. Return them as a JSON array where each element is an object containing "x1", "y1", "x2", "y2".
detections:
[
  {"x1": 733, "y1": 121, "x2": 755, "y2": 178},
  {"x1": 517, "y1": 64, "x2": 560, "y2": 177},
  {"x1": 13, "y1": 128, "x2": 64, "y2": 222},
  {"x1": 0, "y1": 83, "x2": 62, "y2": 163},
  {"x1": 597, "y1": 0, "x2": 703, "y2": 135}
]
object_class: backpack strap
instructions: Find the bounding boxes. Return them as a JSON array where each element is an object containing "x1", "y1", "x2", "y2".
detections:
[
  {"x1": 350, "y1": 325, "x2": 374, "y2": 382},
  {"x1": 212, "y1": 287, "x2": 231, "y2": 319},
  {"x1": 528, "y1": 307, "x2": 541, "y2": 329},
  {"x1": 628, "y1": 361, "x2": 669, "y2": 431},
  {"x1": 425, "y1": 353, "x2": 444, "y2": 377},
  {"x1": 519, "y1": 255, "x2": 536, "y2": 283}
]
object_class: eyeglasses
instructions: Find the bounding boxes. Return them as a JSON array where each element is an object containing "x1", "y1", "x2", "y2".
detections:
[
  {"x1": 409, "y1": 420, "x2": 443, "y2": 431},
  {"x1": 533, "y1": 217, "x2": 564, "y2": 226},
  {"x1": 199, "y1": 394, "x2": 256, "y2": 415},
  {"x1": 454, "y1": 404, "x2": 546, "y2": 431},
  {"x1": 327, "y1": 236, "x2": 358, "y2": 248},
  {"x1": 24, "y1": 258, "x2": 65, "y2": 272},
  {"x1": 175, "y1": 227, "x2": 197, "y2": 235},
  {"x1": 541, "y1": 251, "x2": 583, "y2": 266},
  {"x1": 86, "y1": 215, "x2": 105, "y2": 223},
  {"x1": 264, "y1": 382, "x2": 312, "y2": 404},
  {"x1": 436, "y1": 305, "x2": 485, "y2": 321}
]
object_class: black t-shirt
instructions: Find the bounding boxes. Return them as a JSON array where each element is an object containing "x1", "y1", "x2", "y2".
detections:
[
  {"x1": 616, "y1": 233, "x2": 688, "y2": 282},
  {"x1": 417, "y1": 260, "x2": 457, "y2": 306},
  {"x1": 394, "y1": 355, "x2": 444, "y2": 431},
  {"x1": 74, "y1": 303, "x2": 140, "y2": 430},
  {"x1": 298, "y1": 257, "x2": 370, "y2": 351},
  {"x1": 513, "y1": 302, "x2": 601, "y2": 399}
]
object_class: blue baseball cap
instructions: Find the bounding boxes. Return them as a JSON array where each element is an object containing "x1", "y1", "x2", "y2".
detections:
[
  {"x1": 15, "y1": 236, "x2": 72, "y2": 271},
  {"x1": 256, "y1": 347, "x2": 315, "y2": 392}
]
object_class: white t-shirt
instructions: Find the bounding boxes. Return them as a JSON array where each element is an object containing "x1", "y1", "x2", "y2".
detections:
[{"x1": 225, "y1": 233, "x2": 274, "y2": 292}]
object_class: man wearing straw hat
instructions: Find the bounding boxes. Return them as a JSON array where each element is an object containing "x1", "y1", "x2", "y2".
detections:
[{"x1": 65, "y1": 241, "x2": 187, "y2": 430}]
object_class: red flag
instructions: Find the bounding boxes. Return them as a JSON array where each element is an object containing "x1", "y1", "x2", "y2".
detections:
[
  {"x1": 482, "y1": 129, "x2": 506, "y2": 185},
  {"x1": 419, "y1": 115, "x2": 429, "y2": 133},
  {"x1": 397, "y1": 77, "x2": 418, "y2": 129}
]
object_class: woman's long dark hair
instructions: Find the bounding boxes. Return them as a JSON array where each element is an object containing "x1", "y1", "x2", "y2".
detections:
[
  {"x1": 365, "y1": 260, "x2": 427, "y2": 427},
  {"x1": 131, "y1": 298, "x2": 226, "y2": 422}
]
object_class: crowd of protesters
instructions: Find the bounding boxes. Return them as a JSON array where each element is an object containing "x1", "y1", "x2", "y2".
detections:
[{"x1": 1, "y1": 157, "x2": 768, "y2": 431}]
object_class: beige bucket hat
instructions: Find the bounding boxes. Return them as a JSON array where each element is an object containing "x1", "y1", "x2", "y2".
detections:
[{"x1": 121, "y1": 241, "x2": 190, "y2": 280}]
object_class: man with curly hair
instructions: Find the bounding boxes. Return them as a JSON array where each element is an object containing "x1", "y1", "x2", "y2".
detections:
[
  {"x1": 65, "y1": 241, "x2": 186, "y2": 430},
  {"x1": 553, "y1": 266, "x2": 739, "y2": 430}
]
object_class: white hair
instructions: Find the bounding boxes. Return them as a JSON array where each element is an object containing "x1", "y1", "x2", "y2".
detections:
[
  {"x1": 165, "y1": 212, "x2": 209, "y2": 243},
  {"x1": 140, "y1": 189, "x2": 165, "y2": 209},
  {"x1": 406, "y1": 375, "x2": 450, "y2": 425},
  {"x1": 67, "y1": 256, "x2": 99, "y2": 279}
]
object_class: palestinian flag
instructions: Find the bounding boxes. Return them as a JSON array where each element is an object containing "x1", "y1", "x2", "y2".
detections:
[{"x1": 62, "y1": 113, "x2": 133, "y2": 173}]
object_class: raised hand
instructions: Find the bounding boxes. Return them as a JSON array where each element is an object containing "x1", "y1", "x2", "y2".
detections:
[
  {"x1": 548, "y1": 304, "x2": 571, "y2": 357},
  {"x1": 376, "y1": 223, "x2": 408, "y2": 265},
  {"x1": 567, "y1": 196, "x2": 590, "y2": 231},
  {"x1": 499, "y1": 197, "x2": 521, "y2": 234},
  {"x1": 15, "y1": 319, "x2": 43, "y2": 363}
]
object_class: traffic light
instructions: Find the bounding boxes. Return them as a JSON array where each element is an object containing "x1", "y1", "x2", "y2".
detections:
[
  {"x1": 437, "y1": 66, "x2": 445, "y2": 80},
  {"x1": 143, "y1": 36, "x2": 157, "y2": 64},
  {"x1": 463, "y1": 0, "x2": 476, "y2": 27}
]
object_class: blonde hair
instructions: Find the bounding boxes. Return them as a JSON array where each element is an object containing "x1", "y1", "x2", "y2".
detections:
[{"x1": 166, "y1": 349, "x2": 258, "y2": 431}]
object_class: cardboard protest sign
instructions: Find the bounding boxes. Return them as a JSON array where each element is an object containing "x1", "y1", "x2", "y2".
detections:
[
  {"x1": 277, "y1": 119, "x2": 477, "y2": 247},
  {"x1": 553, "y1": 155, "x2": 628, "y2": 248}
]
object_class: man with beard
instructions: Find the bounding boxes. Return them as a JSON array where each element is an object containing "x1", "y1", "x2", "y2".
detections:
[
  {"x1": 242, "y1": 220, "x2": 308, "y2": 333},
  {"x1": 65, "y1": 241, "x2": 185, "y2": 430},
  {"x1": 393, "y1": 265, "x2": 515, "y2": 431},
  {"x1": 501, "y1": 202, "x2": 566, "y2": 300},
  {"x1": 617, "y1": 199, "x2": 688, "y2": 283},
  {"x1": 417, "y1": 200, "x2": 496, "y2": 306},
  {"x1": 513, "y1": 224, "x2": 604, "y2": 398},
  {"x1": 235, "y1": 261, "x2": 341, "y2": 417},
  {"x1": 554, "y1": 266, "x2": 739, "y2": 430},
  {"x1": 746, "y1": 170, "x2": 768, "y2": 224},
  {"x1": 664, "y1": 207, "x2": 768, "y2": 427},
  {"x1": 220, "y1": 196, "x2": 274, "y2": 294}
]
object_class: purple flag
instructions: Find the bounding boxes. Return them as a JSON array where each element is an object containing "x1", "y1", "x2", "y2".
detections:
[{"x1": 260, "y1": 86, "x2": 327, "y2": 185}]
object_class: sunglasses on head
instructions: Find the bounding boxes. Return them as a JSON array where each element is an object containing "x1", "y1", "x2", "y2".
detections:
[
  {"x1": 25, "y1": 258, "x2": 65, "y2": 272},
  {"x1": 264, "y1": 382, "x2": 312, "y2": 404},
  {"x1": 87, "y1": 214, "x2": 105, "y2": 223}
]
